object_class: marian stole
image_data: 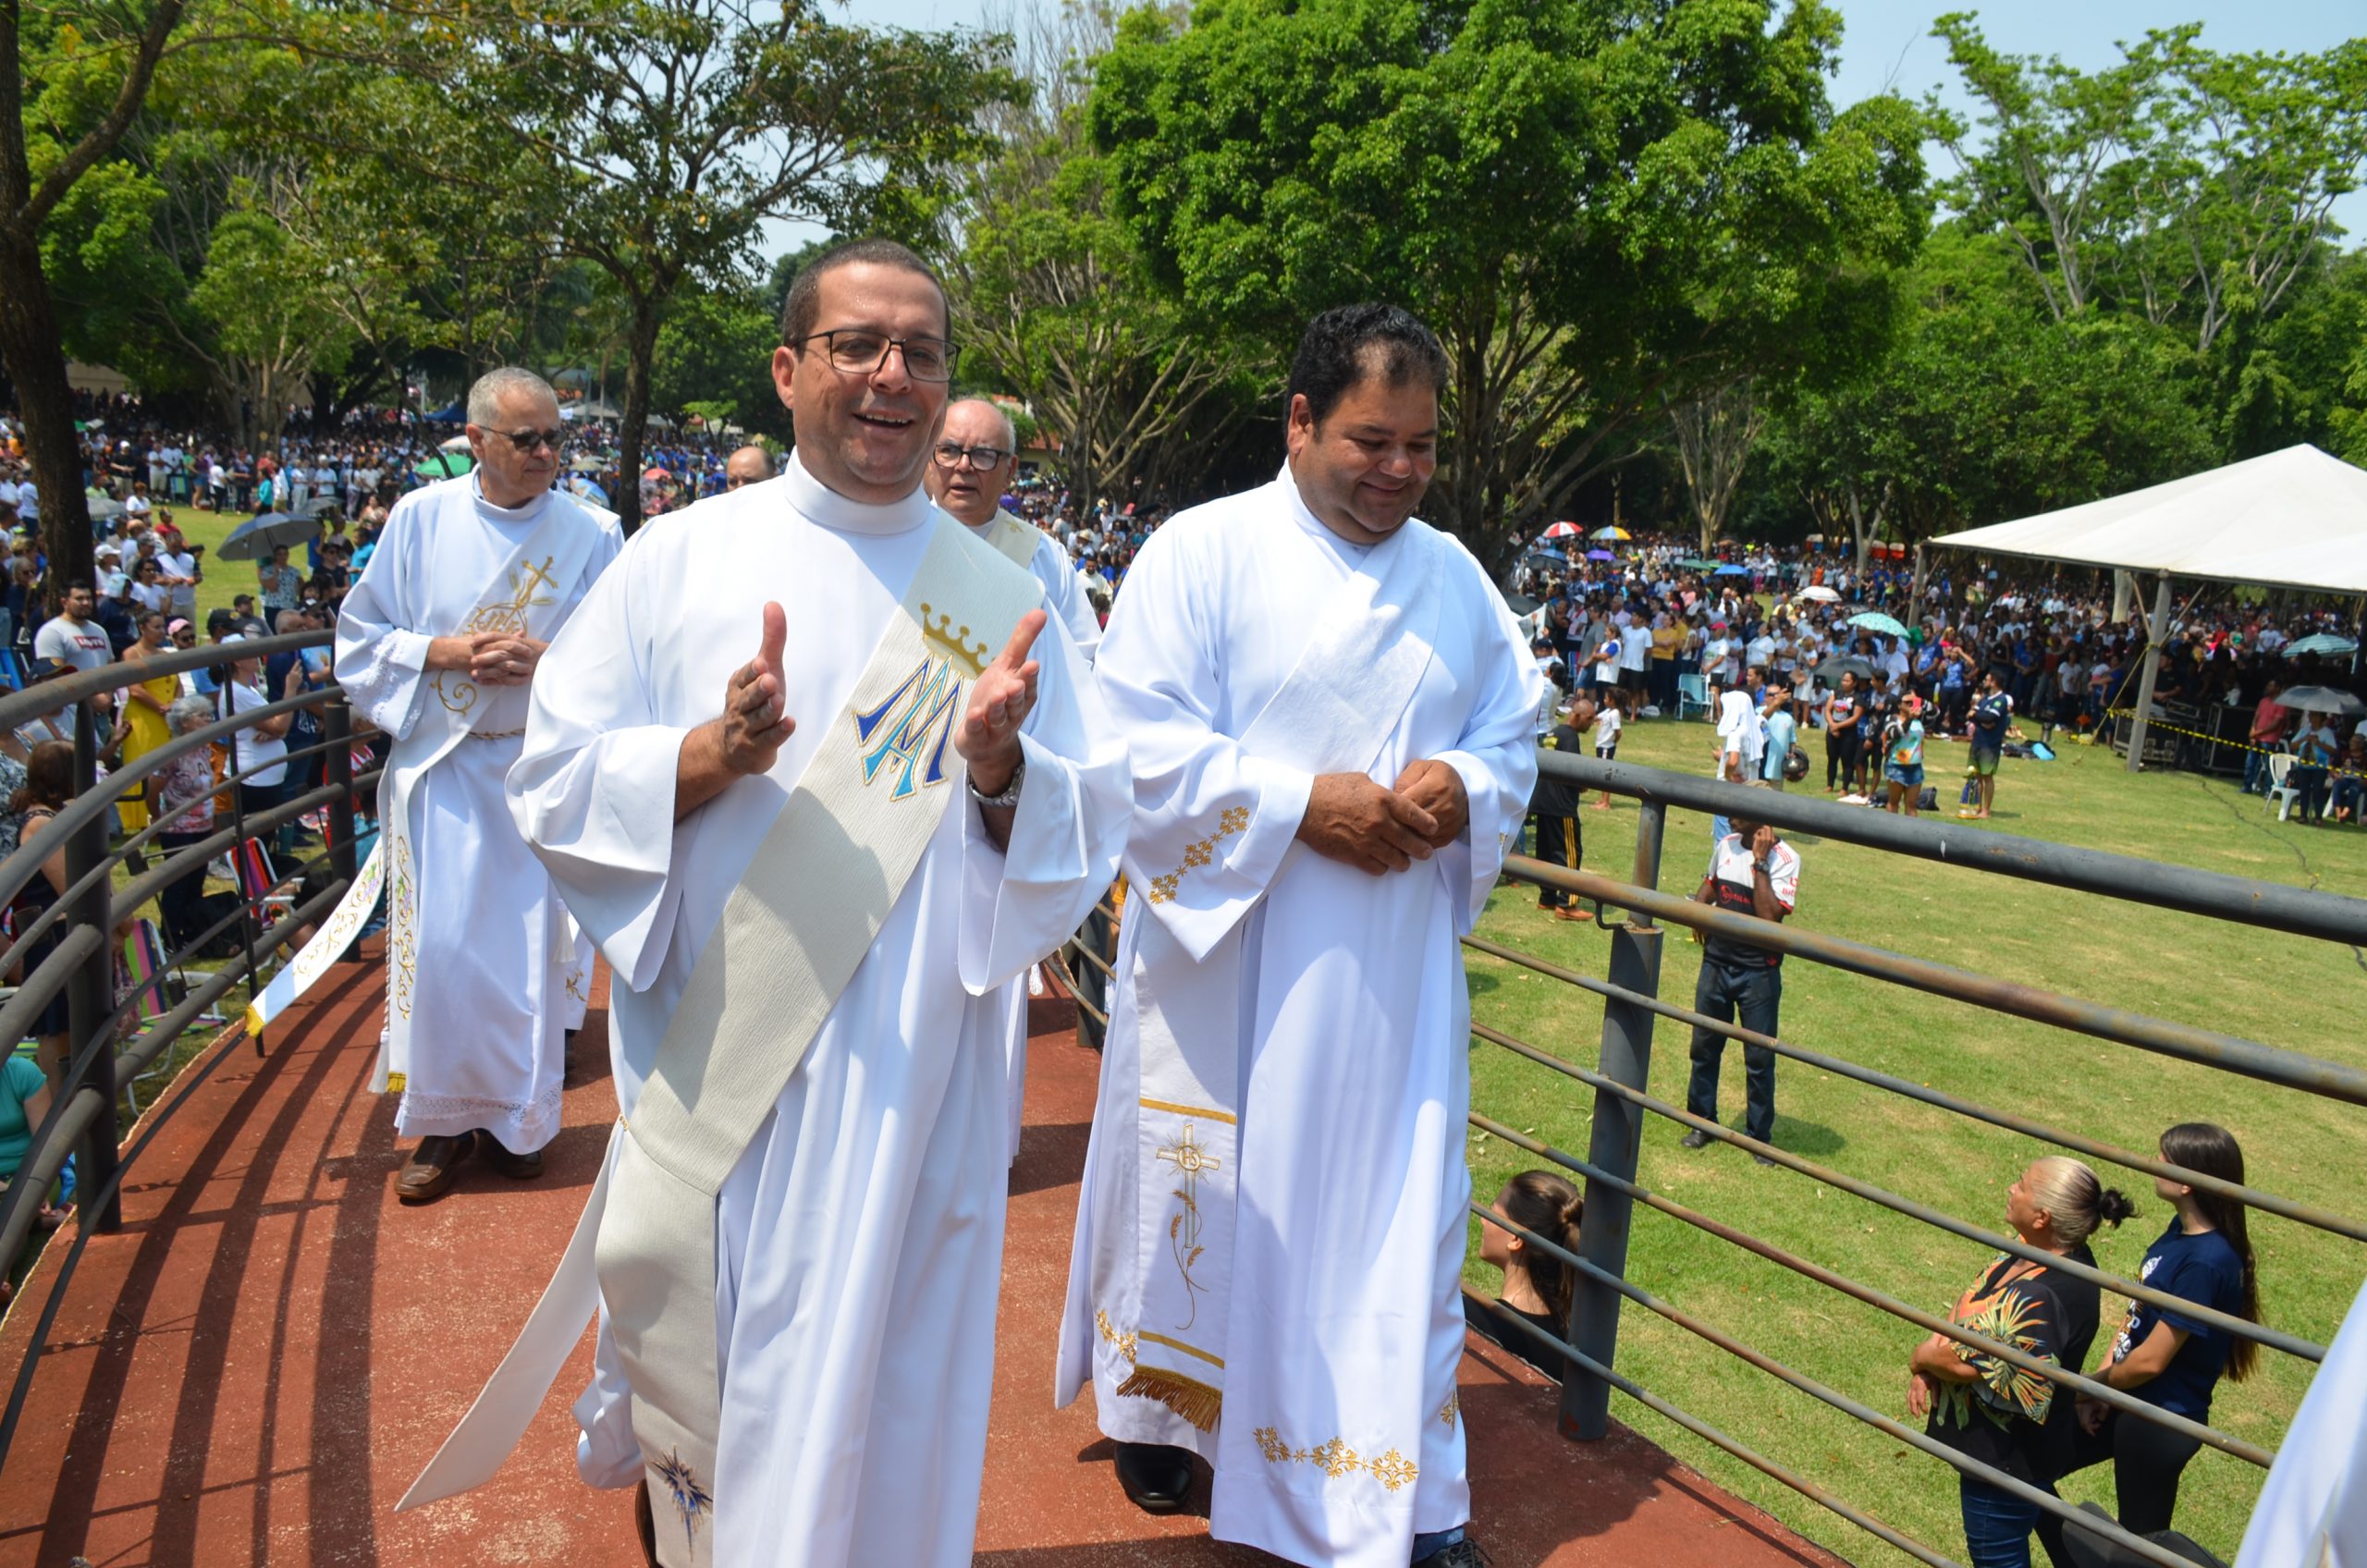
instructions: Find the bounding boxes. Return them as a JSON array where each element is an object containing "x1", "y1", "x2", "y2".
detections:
[
  {"x1": 398, "y1": 513, "x2": 1043, "y2": 1568},
  {"x1": 1119, "y1": 488, "x2": 1443, "y2": 1431},
  {"x1": 247, "y1": 499, "x2": 599, "y2": 1048},
  {"x1": 368, "y1": 500, "x2": 605, "y2": 1091},
  {"x1": 981, "y1": 508, "x2": 1043, "y2": 570}
]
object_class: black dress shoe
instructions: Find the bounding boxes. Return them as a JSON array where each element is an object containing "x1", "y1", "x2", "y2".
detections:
[
  {"x1": 476, "y1": 1133, "x2": 545, "y2": 1180},
  {"x1": 1679, "y1": 1128, "x2": 1714, "y2": 1149},
  {"x1": 1113, "y1": 1441, "x2": 1195, "y2": 1514}
]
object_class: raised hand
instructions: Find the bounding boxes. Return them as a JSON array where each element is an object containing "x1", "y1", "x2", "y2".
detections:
[
  {"x1": 956, "y1": 609, "x2": 1045, "y2": 798},
  {"x1": 1392, "y1": 757, "x2": 1469, "y2": 848},
  {"x1": 718, "y1": 602, "x2": 794, "y2": 777},
  {"x1": 1296, "y1": 772, "x2": 1440, "y2": 875}
]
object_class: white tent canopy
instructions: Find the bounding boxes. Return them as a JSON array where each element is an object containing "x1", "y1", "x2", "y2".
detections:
[{"x1": 1931, "y1": 444, "x2": 2367, "y2": 597}]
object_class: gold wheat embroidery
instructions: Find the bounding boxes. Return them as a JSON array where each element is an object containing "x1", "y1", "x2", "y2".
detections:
[
  {"x1": 1147, "y1": 805, "x2": 1252, "y2": 904},
  {"x1": 1252, "y1": 1427, "x2": 1419, "y2": 1492}
]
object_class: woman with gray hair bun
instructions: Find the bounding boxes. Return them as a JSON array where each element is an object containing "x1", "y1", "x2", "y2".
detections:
[
  {"x1": 1907, "y1": 1155, "x2": 2137, "y2": 1568},
  {"x1": 147, "y1": 693, "x2": 222, "y2": 949}
]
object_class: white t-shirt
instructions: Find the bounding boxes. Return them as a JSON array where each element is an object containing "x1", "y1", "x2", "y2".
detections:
[
  {"x1": 1746, "y1": 633, "x2": 1776, "y2": 671},
  {"x1": 1594, "y1": 636, "x2": 1621, "y2": 685},
  {"x1": 129, "y1": 579, "x2": 172, "y2": 617},
  {"x1": 33, "y1": 615, "x2": 111, "y2": 672},
  {"x1": 1620, "y1": 623, "x2": 1651, "y2": 672},
  {"x1": 227, "y1": 679, "x2": 288, "y2": 787},
  {"x1": 1593, "y1": 706, "x2": 1623, "y2": 753},
  {"x1": 15, "y1": 480, "x2": 36, "y2": 520}
]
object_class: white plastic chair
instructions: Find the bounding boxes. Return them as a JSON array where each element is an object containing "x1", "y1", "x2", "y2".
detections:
[{"x1": 2263, "y1": 752, "x2": 2301, "y2": 822}]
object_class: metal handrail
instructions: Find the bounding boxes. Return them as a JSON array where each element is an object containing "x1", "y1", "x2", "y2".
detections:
[
  {"x1": 1475, "y1": 1017, "x2": 2324, "y2": 1362},
  {"x1": 1473, "y1": 749, "x2": 2365, "y2": 1567},
  {"x1": 1509, "y1": 854, "x2": 2367, "y2": 1107},
  {"x1": 1535, "y1": 750, "x2": 2367, "y2": 946},
  {"x1": 1462, "y1": 933, "x2": 2367, "y2": 1244},
  {"x1": 1475, "y1": 1205, "x2": 2204, "y2": 1568},
  {"x1": 0, "y1": 659, "x2": 368, "y2": 1482},
  {"x1": 1466, "y1": 1116, "x2": 2273, "y2": 1466}
]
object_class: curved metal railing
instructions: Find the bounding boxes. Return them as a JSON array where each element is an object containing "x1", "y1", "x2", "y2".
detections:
[{"x1": 0, "y1": 629, "x2": 378, "y2": 1472}]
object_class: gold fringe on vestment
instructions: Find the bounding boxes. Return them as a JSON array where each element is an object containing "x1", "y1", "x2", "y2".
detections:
[{"x1": 1116, "y1": 1366, "x2": 1222, "y2": 1432}]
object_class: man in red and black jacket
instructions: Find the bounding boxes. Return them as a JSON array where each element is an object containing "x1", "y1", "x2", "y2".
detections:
[{"x1": 1680, "y1": 784, "x2": 1801, "y2": 1161}]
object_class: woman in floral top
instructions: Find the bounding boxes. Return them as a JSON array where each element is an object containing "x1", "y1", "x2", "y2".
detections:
[
  {"x1": 145, "y1": 695, "x2": 219, "y2": 950},
  {"x1": 1907, "y1": 1157, "x2": 2135, "y2": 1568}
]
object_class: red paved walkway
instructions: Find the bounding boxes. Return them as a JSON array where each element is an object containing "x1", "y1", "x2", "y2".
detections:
[{"x1": 0, "y1": 948, "x2": 1845, "y2": 1568}]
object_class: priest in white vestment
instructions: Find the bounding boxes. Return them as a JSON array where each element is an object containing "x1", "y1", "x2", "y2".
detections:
[
  {"x1": 926, "y1": 396, "x2": 1104, "y2": 1165},
  {"x1": 1055, "y1": 305, "x2": 1541, "y2": 1568},
  {"x1": 335, "y1": 367, "x2": 619, "y2": 1202},
  {"x1": 505, "y1": 242, "x2": 1128, "y2": 1567}
]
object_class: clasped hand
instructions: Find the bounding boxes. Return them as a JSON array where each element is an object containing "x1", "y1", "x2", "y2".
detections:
[
  {"x1": 1296, "y1": 759, "x2": 1467, "y2": 876},
  {"x1": 428, "y1": 630, "x2": 546, "y2": 686}
]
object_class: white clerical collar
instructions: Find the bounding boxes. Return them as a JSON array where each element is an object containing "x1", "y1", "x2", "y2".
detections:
[
  {"x1": 783, "y1": 450, "x2": 935, "y2": 536},
  {"x1": 471, "y1": 472, "x2": 548, "y2": 522}
]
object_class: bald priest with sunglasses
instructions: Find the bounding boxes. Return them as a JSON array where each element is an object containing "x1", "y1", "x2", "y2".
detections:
[
  {"x1": 334, "y1": 365, "x2": 620, "y2": 1203},
  {"x1": 397, "y1": 240, "x2": 1128, "y2": 1568}
]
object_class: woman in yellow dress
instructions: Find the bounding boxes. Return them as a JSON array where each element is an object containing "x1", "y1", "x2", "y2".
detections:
[{"x1": 117, "y1": 609, "x2": 178, "y2": 834}]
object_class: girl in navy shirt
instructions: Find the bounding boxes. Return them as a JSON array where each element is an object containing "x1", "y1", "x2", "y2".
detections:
[{"x1": 2054, "y1": 1122, "x2": 2259, "y2": 1548}]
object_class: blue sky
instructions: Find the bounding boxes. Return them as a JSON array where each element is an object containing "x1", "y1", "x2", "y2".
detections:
[{"x1": 781, "y1": 0, "x2": 2365, "y2": 249}]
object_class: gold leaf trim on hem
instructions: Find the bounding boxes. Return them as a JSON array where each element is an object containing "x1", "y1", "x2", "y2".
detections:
[
  {"x1": 1095, "y1": 1309, "x2": 1138, "y2": 1365},
  {"x1": 1252, "y1": 1427, "x2": 1419, "y2": 1493},
  {"x1": 1146, "y1": 805, "x2": 1252, "y2": 904},
  {"x1": 1439, "y1": 1391, "x2": 1460, "y2": 1431}
]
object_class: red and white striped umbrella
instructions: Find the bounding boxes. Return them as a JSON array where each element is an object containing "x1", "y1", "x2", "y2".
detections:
[{"x1": 1539, "y1": 521, "x2": 1581, "y2": 540}]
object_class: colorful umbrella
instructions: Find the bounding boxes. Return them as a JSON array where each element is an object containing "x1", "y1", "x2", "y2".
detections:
[
  {"x1": 1585, "y1": 548, "x2": 1616, "y2": 561},
  {"x1": 1847, "y1": 611, "x2": 1908, "y2": 637},
  {"x1": 1539, "y1": 521, "x2": 1581, "y2": 540},
  {"x1": 1590, "y1": 525, "x2": 1630, "y2": 541}
]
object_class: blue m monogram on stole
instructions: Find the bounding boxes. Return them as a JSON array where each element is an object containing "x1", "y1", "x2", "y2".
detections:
[{"x1": 852, "y1": 604, "x2": 992, "y2": 801}]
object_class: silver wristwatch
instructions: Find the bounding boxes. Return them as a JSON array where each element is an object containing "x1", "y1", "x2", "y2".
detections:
[{"x1": 969, "y1": 754, "x2": 1026, "y2": 809}]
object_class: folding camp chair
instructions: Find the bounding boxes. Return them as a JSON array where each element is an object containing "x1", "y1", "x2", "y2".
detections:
[{"x1": 1676, "y1": 672, "x2": 1711, "y2": 721}]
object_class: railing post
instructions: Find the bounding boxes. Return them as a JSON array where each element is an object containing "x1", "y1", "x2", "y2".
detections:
[
  {"x1": 1562, "y1": 800, "x2": 1665, "y2": 1439},
  {"x1": 64, "y1": 699, "x2": 123, "y2": 1234},
  {"x1": 325, "y1": 697, "x2": 357, "y2": 887}
]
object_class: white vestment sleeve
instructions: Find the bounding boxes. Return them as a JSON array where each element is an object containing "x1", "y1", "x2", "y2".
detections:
[
  {"x1": 508, "y1": 534, "x2": 693, "y2": 993},
  {"x1": 333, "y1": 503, "x2": 433, "y2": 741},
  {"x1": 1432, "y1": 572, "x2": 1547, "y2": 930},
  {"x1": 957, "y1": 615, "x2": 1130, "y2": 993},
  {"x1": 1096, "y1": 531, "x2": 1314, "y2": 961}
]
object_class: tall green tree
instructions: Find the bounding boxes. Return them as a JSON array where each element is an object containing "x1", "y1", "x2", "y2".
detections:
[
  {"x1": 949, "y1": 2, "x2": 1269, "y2": 515},
  {"x1": 363, "y1": 0, "x2": 1024, "y2": 529},
  {"x1": 1085, "y1": 0, "x2": 1929, "y2": 575},
  {"x1": 3, "y1": 0, "x2": 206, "y2": 580}
]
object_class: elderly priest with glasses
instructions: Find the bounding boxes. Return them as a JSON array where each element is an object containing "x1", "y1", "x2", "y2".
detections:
[
  {"x1": 396, "y1": 239, "x2": 1129, "y2": 1568},
  {"x1": 333, "y1": 365, "x2": 620, "y2": 1203},
  {"x1": 925, "y1": 397, "x2": 1104, "y2": 1166}
]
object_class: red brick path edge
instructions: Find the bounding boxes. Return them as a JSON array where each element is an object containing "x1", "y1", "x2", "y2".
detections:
[{"x1": 0, "y1": 951, "x2": 1850, "y2": 1568}]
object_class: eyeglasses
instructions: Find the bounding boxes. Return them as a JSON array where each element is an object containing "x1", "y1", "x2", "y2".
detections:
[
  {"x1": 794, "y1": 329, "x2": 958, "y2": 383},
  {"x1": 932, "y1": 441, "x2": 1012, "y2": 472},
  {"x1": 478, "y1": 426, "x2": 567, "y2": 454}
]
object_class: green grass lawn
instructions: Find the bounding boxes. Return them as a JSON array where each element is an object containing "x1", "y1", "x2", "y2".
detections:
[
  {"x1": 156, "y1": 504, "x2": 276, "y2": 622},
  {"x1": 1462, "y1": 714, "x2": 2366, "y2": 1566}
]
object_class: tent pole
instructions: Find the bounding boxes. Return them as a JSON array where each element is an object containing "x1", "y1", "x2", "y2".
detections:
[{"x1": 2126, "y1": 577, "x2": 2174, "y2": 774}]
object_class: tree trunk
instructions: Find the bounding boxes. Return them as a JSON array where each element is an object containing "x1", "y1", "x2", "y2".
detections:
[
  {"x1": 0, "y1": 218, "x2": 94, "y2": 594},
  {"x1": 618, "y1": 298, "x2": 660, "y2": 534}
]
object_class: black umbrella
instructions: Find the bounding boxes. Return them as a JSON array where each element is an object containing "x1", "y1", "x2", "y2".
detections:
[
  {"x1": 217, "y1": 511, "x2": 319, "y2": 561},
  {"x1": 1813, "y1": 655, "x2": 1876, "y2": 683}
]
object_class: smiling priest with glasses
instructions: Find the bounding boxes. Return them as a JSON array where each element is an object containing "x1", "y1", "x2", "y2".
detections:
[{"x1": 399, "y1": 239, "x2": 1130, "y2": 1568}]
